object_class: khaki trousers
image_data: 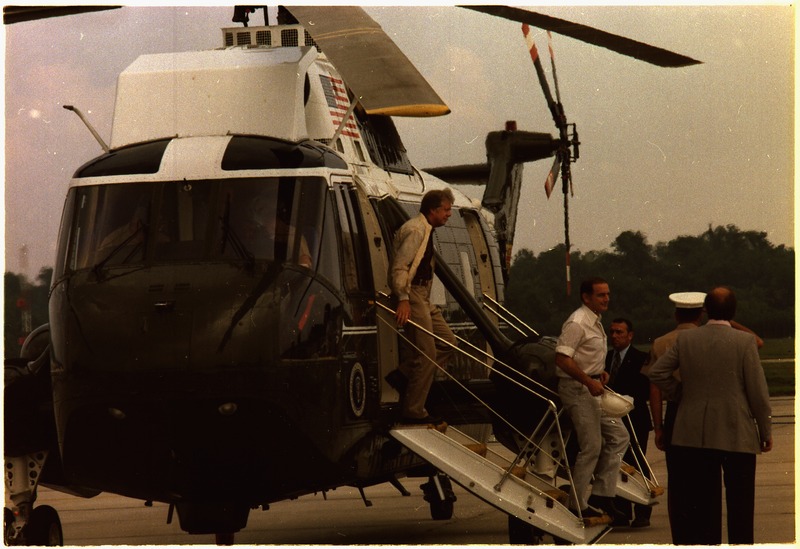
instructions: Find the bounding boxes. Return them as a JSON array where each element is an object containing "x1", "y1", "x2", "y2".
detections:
[
  {"x1": 558, "y1": 377, "x2": 630, "y2": 511},
  {"x1": 399, "y1": 284, "x2": 456, "y2": 419}
]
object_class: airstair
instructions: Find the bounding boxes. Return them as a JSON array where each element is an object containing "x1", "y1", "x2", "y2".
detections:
[
  {"x1": 390, "y1": 423, "x2": 610, "y2": 545},
  {"x1": 378, "y1": 296, "x2": 664, "y2": 544}
]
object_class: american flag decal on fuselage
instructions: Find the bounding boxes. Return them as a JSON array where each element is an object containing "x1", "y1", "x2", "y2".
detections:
[{"x1": 319, "y1": 74, "x2": 360, "y2": 139}]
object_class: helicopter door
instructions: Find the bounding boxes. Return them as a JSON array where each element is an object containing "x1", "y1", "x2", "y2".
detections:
[
  {"x1": 354, "y1": 185, "x2": 400, "y2": 405},
  {"x1": 460, "y1": 209, "x2": 500, "y2": 310},
  {"x1": 331, "y1": 179, "x2": 400, "y2": 406},
  {"x1": 331, "y1": 180, "x2": 393, "y2": 418}
]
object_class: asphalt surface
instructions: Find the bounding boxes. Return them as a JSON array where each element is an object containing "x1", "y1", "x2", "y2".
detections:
[{"x1": 29, "y1": 397, "x2": 795, "y2": 545}]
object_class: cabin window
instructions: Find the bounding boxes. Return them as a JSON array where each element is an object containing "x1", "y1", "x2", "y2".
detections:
[
  {"x1": 353, "y1": 140, "x2": 366, "y2": 162},
  {"x1": 355, "y1": 114, "x2": 413, "y2": 175}
]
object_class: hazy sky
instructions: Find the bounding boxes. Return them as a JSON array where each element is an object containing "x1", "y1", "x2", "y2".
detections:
[{"x1": 3, "y1": 5, "x2": 795, "y2": 279}]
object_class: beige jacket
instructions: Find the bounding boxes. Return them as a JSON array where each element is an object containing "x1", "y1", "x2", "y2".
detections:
[
  {"x1": 390, "y1": 213, "x2": 433, "y2": 302},
  {"x1": 648, "y1": 323, "x2": 771, "y2": 454}
]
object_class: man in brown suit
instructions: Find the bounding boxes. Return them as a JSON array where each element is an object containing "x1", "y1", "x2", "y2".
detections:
[{"x1": 648, "y1": 287, "x2": 772, "y2": 544}]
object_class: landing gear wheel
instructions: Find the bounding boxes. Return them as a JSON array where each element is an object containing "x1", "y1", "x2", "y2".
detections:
[
  {"x1": 27, "y1": 505, "x2": 63, "y2": 546},
  {"x1": 421, "y1": 473, "x2": 456, "y2": 520},
  {"x1": 508, "y1": 515, "x2": 543, "y2": 544},
  {"x1": 4, "y1": 508, "x2": 15, "y2": 545},
  {"x1": 552, "y1": 534, "x2": 570, "y2": 545},
  {"x1": 429, "y1": 494, "x2": 454, "y2": 521}
]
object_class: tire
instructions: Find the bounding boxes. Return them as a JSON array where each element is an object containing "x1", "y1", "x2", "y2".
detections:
[
  {"x1": 508, "y1": 515, "x2": 543, "y2": 544},
  {"x1": 422, "y1": 475, "x2": 455, "y2": 521},
  {"x1": 27, "y1": 505, "x2": 63, "y2": 546},
  {"x1": 4, "y1": 508, "x2": 15, "y2": 545},
  {"x1": 429, "y1": 497, "x2": 454, "y2": 521}
]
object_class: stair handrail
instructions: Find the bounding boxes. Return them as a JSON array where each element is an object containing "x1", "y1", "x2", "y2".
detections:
[
  {"x1": 482, "y1": 292, "x2": 539, "y2": 337},
  {"x1": 375, "y1": 298, "x2": 568, "y2": 482}
]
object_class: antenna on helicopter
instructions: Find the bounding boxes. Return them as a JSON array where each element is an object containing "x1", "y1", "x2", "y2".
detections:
[
  {"x1": 232, "y1": 6, "x2": 269, "y2": 27},
  {"x1": 62, "y1": 105, "x2": 109, "y2": 153}
]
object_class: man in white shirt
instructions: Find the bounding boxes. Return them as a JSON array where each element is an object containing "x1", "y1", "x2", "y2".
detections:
[{"x1": 555, "y1": 277, "x2": 628, "y2": 523}]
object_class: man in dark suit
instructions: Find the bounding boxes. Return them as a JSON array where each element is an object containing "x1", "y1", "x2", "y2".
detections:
[
  {"x1": 648, "y1": 287, "x2": 772, "y2": 544},
  {"x1": 605, "y1": 318, "x2": 652, "y2": 528}
]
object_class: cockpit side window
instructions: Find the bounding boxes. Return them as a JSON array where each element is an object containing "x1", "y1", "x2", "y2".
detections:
[
  {"x1": 315, "y1": 193, "x2": 342, "y2": 289},
  {"x1": 54, "y1": 190, "x2": 76, "y2": 279}
]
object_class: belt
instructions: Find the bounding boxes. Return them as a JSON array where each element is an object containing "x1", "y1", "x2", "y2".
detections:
[{"x1": 589, "y1": 375, "x2": 603, "y2": 380}]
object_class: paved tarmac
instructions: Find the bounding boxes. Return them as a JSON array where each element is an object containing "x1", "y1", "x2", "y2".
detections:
[{"x1": 33, "y1": 397, "x2": 795, "y2": 545}]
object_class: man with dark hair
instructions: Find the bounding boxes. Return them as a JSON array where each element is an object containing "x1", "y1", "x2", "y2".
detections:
[
  {"x1": 605, "y1": 317, "x2": 652, "y2": 527},
  {"x1": 555, "y1": 277, "x2": 628, "y2": 523},
  {"x1": 387, "y1": 188, "x2": 457, "y2": 424},
  {"x1": 648, "y1": 286, "x2": 772, "y2": 544}
]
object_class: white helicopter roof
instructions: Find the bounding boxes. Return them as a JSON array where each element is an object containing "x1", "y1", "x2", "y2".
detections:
[{"x1": 110, "y1": 47, "x2": 317, "y2": 149}]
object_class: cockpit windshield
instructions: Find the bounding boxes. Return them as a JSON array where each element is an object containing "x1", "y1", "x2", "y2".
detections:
[{"x1": 65, "y1": 177, "x2": 326, "y2": 272}]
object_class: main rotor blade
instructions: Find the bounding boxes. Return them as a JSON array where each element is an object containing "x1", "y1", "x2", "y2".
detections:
[
  {"x1": 522, "y1": 24, "x2": 565, "y2": 137},
  {"x1": 286, "y1": 6, "x2": 450, "y2": 117},
  {"x1": 465, "y1": 5, "x2": 701, "y2": 68},
  {"x1": 3, "y1": 5, "x2": 120, "y2": 24}
]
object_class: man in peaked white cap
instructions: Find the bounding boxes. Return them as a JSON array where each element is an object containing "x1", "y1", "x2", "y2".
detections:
[
  {"x1": 648, "y1": 292, "x2": 706, "y2": 452},
  {"x1": 646, "y1": 291, "x2": 706, "y2": 540},
  {"x1": 669, "y1": 291, "x2": 707, "y2": 309}
]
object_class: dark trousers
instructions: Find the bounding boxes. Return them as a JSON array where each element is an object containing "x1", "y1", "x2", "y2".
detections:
[
  {"x1": 663, "y1": 401, "x2": 678, "y2": 528},
  {"x1": 668, "y1": 445, "x2": 756, "y2": 544}
]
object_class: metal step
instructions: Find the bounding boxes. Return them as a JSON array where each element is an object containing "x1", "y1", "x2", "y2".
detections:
[
  {"x1": 390, "y1": 424, "x2": 611, "y2": 544},
  {"x1": 617, "y1": 462, "x2": 663, "y2": 504}
]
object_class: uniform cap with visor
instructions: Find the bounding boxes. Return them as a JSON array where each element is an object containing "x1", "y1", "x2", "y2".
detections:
[{"x1": 669, "y1": 291, "x2": 706, "y2": 309}]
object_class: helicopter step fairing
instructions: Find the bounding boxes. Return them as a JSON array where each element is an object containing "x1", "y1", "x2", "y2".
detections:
[{"x1": 390, "y1": 424, "x2": 610, "y2": 544}]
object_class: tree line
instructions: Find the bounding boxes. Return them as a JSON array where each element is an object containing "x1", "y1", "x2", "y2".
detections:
[
  {"x1": 5, "y1": 267, "x2": 53, "y2": 358},
  {"x1": 3, "y1": 224, "x2": 794, "y2": 357},
  {"x1": 505, "y1": 225, "x2": 794, "y2": 342}
]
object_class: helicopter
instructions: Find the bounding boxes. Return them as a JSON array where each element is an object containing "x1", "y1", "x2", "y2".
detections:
[{"x1": 3, "y1": 5, "x2": 699, "y2": 545}]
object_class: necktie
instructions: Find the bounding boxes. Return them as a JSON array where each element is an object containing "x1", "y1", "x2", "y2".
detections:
[{"x1": 610, "y1": 351, "x2": 621, "y2": 383}]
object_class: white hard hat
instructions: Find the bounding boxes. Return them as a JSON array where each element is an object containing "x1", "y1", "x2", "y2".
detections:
[{"x1": 600, "y1": 389, "x2": 634, "y2": 418}]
